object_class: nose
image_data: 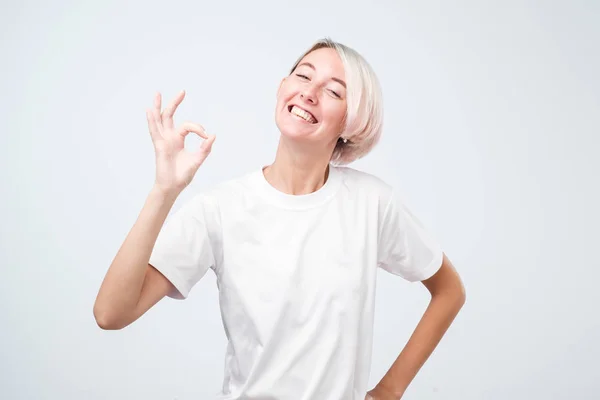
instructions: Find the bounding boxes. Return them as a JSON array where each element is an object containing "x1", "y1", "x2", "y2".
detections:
[{"x1": 300, "y1": 84, "x2": 318, "y2": 104}]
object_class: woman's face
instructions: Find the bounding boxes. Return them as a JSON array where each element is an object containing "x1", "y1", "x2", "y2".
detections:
[{"x1": 275, "y1": 47, "x2": 347, "y2": 148}]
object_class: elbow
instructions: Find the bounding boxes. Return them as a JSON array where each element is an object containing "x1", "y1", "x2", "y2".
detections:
[
  {"x1": 433, "y1": 281, "x2": 466, "y2": 311},
  {"x1": 457, "y1": 281, "x2": 467, "y2": 307},
  {"x1": 93, "y1": 304, "x2": 126, "y2": 330},
  {"x1": 452, "y1": 280, "x2": 467, "y2": 310},
  {"x1": 451, "y1": 288, "x2": 466, "y2": 319},
  {"x1": 457, "y1": 288, "x2": 466, "y2": 311}
]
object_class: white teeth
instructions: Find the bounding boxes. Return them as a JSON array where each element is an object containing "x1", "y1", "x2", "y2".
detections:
[{"x1": 290, "y1": 106, "x2": 316, "y2": 123}]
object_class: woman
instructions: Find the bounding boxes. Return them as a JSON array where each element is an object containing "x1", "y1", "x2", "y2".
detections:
[{"x1": 94, "y1": 38, "x2": 466, "y2": 400}]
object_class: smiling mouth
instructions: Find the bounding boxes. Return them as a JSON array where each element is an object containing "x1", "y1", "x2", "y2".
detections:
[{"x1": 288, "y1": 105, "x2": 318, "y2": 124}]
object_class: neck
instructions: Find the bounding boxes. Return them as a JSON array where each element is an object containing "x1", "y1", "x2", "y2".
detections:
[{"x1": 263, "y1": 137, "x2": 334, "y2": 195}]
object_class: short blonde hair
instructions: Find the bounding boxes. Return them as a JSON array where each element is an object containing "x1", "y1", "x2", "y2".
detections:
[{"x1": 289, "y1": 38, "x2": 384, "y2": 165}]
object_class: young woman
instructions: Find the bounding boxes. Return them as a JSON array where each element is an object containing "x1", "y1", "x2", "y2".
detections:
[{"x1": 94, "y1": 38, "x2": 466, "y2": 400}]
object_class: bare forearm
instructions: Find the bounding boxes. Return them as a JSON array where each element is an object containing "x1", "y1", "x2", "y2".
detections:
[
  {"x1": 93, "y1": 186, "x2": 178, "y2": 322},
  {"x1": 374, "y1": 291, "x2": 465, "y2": 398}
]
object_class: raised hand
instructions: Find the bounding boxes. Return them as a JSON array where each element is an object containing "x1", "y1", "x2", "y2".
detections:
[{"x1": 146, "y1": 90, "x2": 216, "y2": 195}]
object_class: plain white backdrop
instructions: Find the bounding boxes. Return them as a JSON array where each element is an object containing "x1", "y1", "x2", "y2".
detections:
[{"x1": 1, "y1": 1, "x2": 598, "y2": 399}]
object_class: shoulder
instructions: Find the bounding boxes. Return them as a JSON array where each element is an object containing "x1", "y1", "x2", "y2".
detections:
[
  {"x1": 166, "y1": 170, "x2": 259, "y2": 235},
  {"x1": 181, "y1": 168, "x2": 262, "y2": 210},
  {"x1": 333, "y1": 165, "x2": 394, "y2": 201},
  {"x1": 332, "y1": 166, "x2": 417, "y2": 224}
]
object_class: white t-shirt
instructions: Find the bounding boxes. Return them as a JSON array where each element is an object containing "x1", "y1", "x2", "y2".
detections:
[{"x1": 149, "y1": 165, "x2": 443, "y2": 400}]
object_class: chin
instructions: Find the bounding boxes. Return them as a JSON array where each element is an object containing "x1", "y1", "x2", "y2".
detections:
[
  {"x1": 277, "y1": 122, "x2": 320, "y2": 142},
  {"x1": 279, "y1": 128, "x2": 314, "y2": 143}
]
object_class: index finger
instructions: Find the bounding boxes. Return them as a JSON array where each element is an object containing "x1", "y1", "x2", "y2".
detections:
[{"x1": 177, "y1": 121, "x2": 207, "y2": 139}]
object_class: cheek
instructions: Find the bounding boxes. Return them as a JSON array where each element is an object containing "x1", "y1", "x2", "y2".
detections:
[
  {"x1": 275, "y1": 93, "x2": 291, "y2": 113},
  {"x1": 323, "y1": 103, "x2": 347, "y2": 127},
  {"x1": 279, "y1": 81, "x2": 296, "y2": 99}
]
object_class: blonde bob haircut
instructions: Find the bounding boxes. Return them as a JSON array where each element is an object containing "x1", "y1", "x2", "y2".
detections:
[{"x1": 289, "y1": 38, "x2": 384, "y2": 165}]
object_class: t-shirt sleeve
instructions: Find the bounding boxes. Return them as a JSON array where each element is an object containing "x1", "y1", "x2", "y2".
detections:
[
  {"x1": 149, "y1": 195, "x2": 216, "y2": 299},
  {"x1": 377, "y1": 190, "x2": 444, "y2": 282}
]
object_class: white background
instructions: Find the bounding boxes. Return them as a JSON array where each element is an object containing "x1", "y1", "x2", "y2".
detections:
[{"x1": 1, "y1": 1, "x2": 598, "y2": 399}]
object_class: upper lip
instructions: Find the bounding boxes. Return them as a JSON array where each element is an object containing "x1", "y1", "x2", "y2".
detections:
[{"x1": 288, "y1": 104, "x2": 318, "y2": 123}]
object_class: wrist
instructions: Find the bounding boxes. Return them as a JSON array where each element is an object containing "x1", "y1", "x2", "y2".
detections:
[
  {"x1": 149, "y1": 184, "x2": 180, "y2": 204},
  {"x1": 370, "y1": 382, "x2": 404, "y2": 400}
]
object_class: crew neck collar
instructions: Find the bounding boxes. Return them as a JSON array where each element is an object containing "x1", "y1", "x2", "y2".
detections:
[{"x1": 250, "y1": 164, "x2": 342, "y2": 210}]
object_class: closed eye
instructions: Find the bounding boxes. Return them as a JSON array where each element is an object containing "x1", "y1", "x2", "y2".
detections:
[{"x1": 295, "y1": 73, "x2": 342, "y2": 98}]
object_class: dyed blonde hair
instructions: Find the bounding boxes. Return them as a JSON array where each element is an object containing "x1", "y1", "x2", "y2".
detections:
[{"x1": 289, "y1": 38, "x2": 384, "y2": 165}]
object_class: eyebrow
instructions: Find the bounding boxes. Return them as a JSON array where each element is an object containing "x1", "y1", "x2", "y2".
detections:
[{"x1": 297, "y1": 62, "x2": 347, "y2": 88}]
